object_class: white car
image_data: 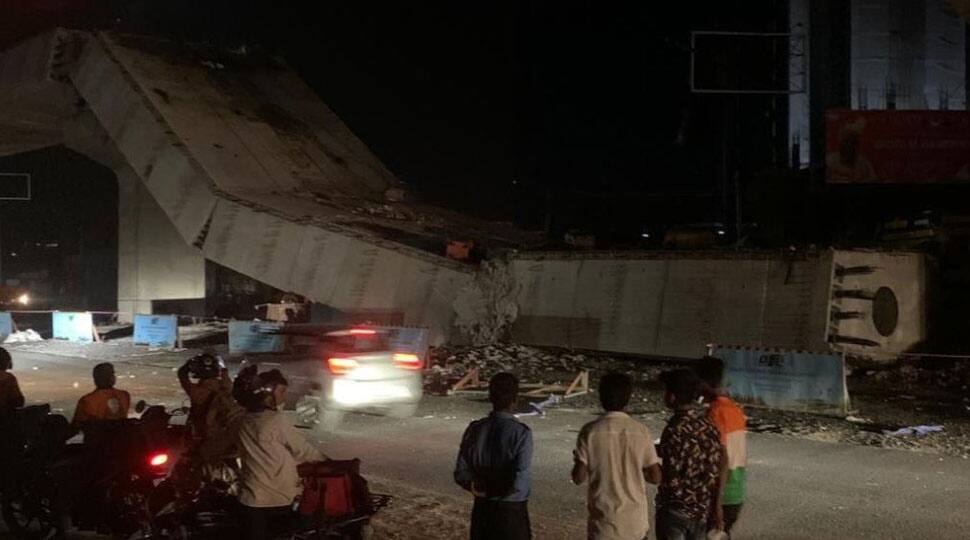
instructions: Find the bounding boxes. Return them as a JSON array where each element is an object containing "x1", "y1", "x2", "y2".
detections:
[{"x1": 267, "y1": 328, "x2": 424, "y2": 430}]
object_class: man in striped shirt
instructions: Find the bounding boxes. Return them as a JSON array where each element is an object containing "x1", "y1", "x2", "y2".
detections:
[{"x1": 696, "y1": 356, "x2": 747, "y2": 537}]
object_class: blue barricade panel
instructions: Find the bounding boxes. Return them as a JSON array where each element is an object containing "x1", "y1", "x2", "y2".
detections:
[
  {"x1": 0, "y1": 312, "x2": 12, "y2": 340},
  {"x1": 53, "y1": 312, "x2": 94, "y2": 343},
  {"x1": 710, "y1": 345, "x2": 850, "y2": 416},
  {"x1": 133, "y1": 314, "x2": 178, "y2": 348},
  {"x1": 229, "y1": 321, "x2": 286, "y2": 353}
]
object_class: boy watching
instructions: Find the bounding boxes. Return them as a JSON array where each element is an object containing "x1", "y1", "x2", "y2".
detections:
[
  {"x1": 454, "y1": 372, "x2": 533, "y2": 540},
  {"x1": 572, "y1": 372, "x2": 661, "y2": 540},
  {"x1": 696, "y1": 356, "x2": 746, "y2": 537},
  {"x1": 656, "y1": 369, "x2": 725, "y2": 540}
]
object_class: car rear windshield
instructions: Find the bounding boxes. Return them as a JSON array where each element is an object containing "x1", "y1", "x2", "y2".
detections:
[{"x1": 322, "y1": 334, "x2": 389, "y2": 353}]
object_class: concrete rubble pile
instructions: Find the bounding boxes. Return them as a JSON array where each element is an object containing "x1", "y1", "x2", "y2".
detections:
[
  {"x1": 423, "y1": 342, "x2": 668, "y2": 398},
  {"x1": 860, "y1": 361, "x2": 970, "y2": 392}
]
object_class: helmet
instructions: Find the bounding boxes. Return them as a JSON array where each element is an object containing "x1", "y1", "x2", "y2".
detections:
[
  {"x1": 187, "y1": 354, "x2": 223, "y2": 380},
  {"x1": 248, "y1": 369, "x2": 288, "y2": 411},
  {"x1": 251, "y1": 369, "x2": 287, "y2": 396}
]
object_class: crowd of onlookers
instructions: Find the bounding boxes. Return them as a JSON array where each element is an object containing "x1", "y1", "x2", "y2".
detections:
[
  {"x1": 1, "y1": 344, "x2": 748, "y2": 540},
  {"x1": 455, "y1": 356, "x2": 746, "y2": 540}
]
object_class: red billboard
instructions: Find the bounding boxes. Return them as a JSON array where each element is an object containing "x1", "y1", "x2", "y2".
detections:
[{"x1": 825, "y1": 109, "x2": 970, "y2": 184}]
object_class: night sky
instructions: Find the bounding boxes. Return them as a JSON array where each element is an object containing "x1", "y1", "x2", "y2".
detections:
[
  {"x1": 4, "y1": 1, "x2": 920, "y2": 245},
  {"x1": 112, "y1": 1, "x2": 780, "y2": 233}
]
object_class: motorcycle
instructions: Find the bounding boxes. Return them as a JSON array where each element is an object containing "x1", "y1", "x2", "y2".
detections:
[
  {"x1": 1, "y1": 401, "x2": 187, "y2": 540},
  {"x1": 150, "y1": 458, "x2": 391, "y2": 540},
  {"x1": 0, "y1": 404, "x2": 72, "y2": 540}
]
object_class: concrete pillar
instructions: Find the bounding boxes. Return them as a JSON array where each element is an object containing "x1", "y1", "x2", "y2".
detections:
[{"x1": 117, "y1": 169, "x2": 204, "y2": 322}]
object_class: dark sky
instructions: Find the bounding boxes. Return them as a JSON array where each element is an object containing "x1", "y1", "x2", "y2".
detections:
[
  {"x1": 120, "y1": 1, "x2": 719, "y2": 225},
  {"x1": 234, "y1": 2, "x2": 788, "y2": 235},
  {"x1": 2, "y1": 1, "x2": 793, "y2": 238}
]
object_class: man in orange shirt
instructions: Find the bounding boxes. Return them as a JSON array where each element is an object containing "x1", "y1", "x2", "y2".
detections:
[
  {"x1": 696, "y1": 356, "x2": 747, "y2": 538},
  {"x1": 53, "y1": 363, "x2": 132, "y2": 536},
  {"x1": 72, "y1": 362, "x2": 131, "y2": 432}
]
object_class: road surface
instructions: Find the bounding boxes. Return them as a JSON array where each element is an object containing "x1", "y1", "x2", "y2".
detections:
[{"x1": 3, "y1": 342, "x2": 970, "y2": 539}]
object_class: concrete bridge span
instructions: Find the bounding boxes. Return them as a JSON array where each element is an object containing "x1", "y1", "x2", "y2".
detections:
[{"x1": 0, "y1": 29, "x2": 480, "y2": 343}]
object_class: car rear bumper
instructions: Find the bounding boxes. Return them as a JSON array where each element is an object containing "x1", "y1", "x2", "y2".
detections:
[{"x1": 323, "y1": 376, "x2": 422, "y2": 410}]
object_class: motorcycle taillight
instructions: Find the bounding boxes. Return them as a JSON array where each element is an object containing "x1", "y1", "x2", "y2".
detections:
[{"x1": 148, "y1": 452, "x2": 170, "y2": 468}]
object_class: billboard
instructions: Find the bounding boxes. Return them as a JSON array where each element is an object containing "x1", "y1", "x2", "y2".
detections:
[
  {"x1": 709, "y1": 345, "x2": 850, "y2": 416},
  {"x1": 133, "y1": 314, "x2": 178, "y2": 348},
  {"x1": 826, "y1": 109, "x2": 970, "y2": 183}
]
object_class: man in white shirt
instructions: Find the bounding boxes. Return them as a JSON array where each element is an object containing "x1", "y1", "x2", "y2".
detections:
[
  {"x1": 573, "y1": 372, "x2": 661, "y2": 540},
  {"x1": 236, "y1": 368, "x2": 325, "y2": 540}
]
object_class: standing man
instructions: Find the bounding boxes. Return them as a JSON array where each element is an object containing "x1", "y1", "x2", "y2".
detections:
[
  {"x1": 572, "y1": 372, "x2": 661, "y2": 540},
  {"x1": 236, "y1": 369, "x2": 325, "y2": 540},
  {"x1": 454, "y1": 372, "x2": 533, "y2": 540},
  {"x1": 655, "y1": 369, "x2": 725, "y2": 540},
  {"x1": 178, "y1": 353, "x2": 243, "y2": 460},
  {"x1": 696, "y1": 356, "x2": 746, "y2": 537}
]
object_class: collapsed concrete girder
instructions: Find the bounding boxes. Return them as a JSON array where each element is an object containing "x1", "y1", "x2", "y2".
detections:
[
  {"x1": 2, "y1": 29, "x2": 930, "y2": 359},
  {"x1": 0, "y1": 29, "x2": 473, "y2": 342}
]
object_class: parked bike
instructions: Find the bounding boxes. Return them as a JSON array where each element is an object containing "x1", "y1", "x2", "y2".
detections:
[
  {"x1": 150, "y1": 458, "x2": 391, "y2": 540},
  {"x1": 1, "y1": 401, "x2": 186, "y2": 540},
  {"x1": 0, "y1": 404, "x2": 72, "y2": 540}
]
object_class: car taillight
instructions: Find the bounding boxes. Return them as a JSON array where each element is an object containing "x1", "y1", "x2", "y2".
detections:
[
  {"x1": 327, "y1": 357, "x2": 358, "y2": 375},
  {"x1": 148, "y1": 452, "x2": 169, "y2": 468},
  {"x1": 392, "y1": 353, "x2": 423, "y2": 371}
]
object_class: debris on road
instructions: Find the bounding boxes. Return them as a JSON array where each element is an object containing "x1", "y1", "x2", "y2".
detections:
[
  {"x1": 883, "y1": 425, "x2": 945, "y2": 437},
  {"x1": 4, "y1": 329, "x2": 43, "y2": 343},
  {"x1": 426, "y1": 343, "x2": 666, "y2": 396},
  {"x1": 515, "y1": 394, "x2": 562, "y2": 418}
]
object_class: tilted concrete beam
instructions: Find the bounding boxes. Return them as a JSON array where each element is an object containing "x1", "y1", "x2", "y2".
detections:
[
  {"x1": 0, "y1": 30, "x2": 472, "y2": 342},
  {"x1": 0, "y1": 30, "x2": 81, "y2": 155}
]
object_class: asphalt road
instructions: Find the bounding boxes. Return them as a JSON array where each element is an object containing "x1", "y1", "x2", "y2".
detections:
[{"x1": 4, "y1": 343, "x2": 970, "y2": 539}]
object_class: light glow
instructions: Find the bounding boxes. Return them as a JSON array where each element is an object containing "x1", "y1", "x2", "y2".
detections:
[
  {"x1": 327, "y1": 357, "x2": 359, "y2": 375},
  {"x1": 392, "y1": 353, "x2": 423, "y2": 371},
  {"x1": 148, "y1": 453, "x2": 169, "y2": 467},
  {"x1": 332, "y1": 379, "x2": 412, "y2": 405}
]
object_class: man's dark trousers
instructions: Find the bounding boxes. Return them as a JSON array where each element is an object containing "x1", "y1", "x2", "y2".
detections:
[{"x1": 470, "y1": 498, "x2": 531, "y2": 540}]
